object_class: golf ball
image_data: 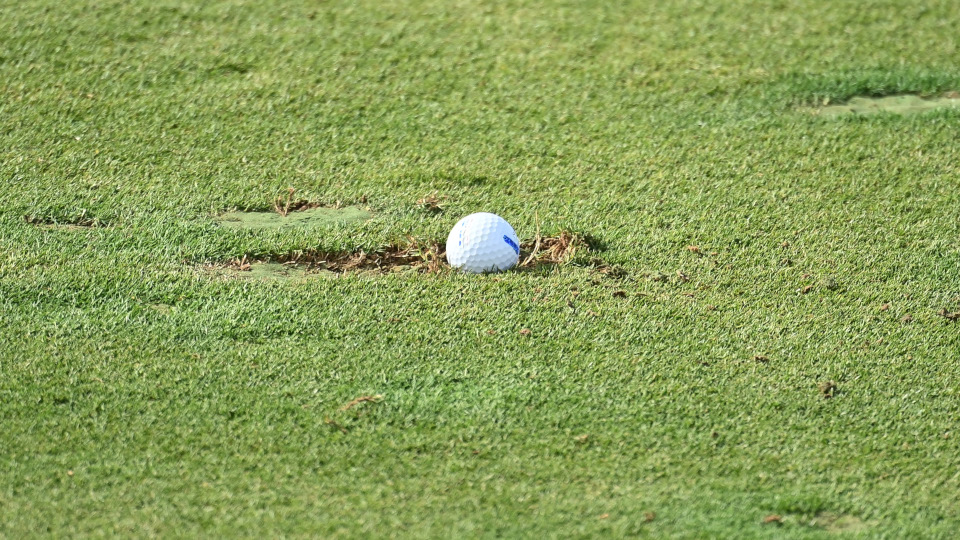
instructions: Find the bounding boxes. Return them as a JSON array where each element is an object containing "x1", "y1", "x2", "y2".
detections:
[{"x1": 445, "y1": 213, "x2": 520, "y2": 273}]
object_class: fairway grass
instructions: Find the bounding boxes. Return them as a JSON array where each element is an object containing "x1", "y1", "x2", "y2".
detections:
[{"x1": 2, "y1": 0, "x2": 960, "y2": 537}]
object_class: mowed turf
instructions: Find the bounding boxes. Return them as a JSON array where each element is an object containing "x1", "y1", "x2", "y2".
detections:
[{"x1": 2, "y1": 0, "x2": 960, "y2": 537}]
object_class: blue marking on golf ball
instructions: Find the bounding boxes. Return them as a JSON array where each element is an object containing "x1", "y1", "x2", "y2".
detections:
[{"x1": 503, "y1": 235, "x2": 519, "y2": 254}]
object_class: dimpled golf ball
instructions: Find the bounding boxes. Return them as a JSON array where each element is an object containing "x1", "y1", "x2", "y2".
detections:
[{"x1": 446, "y1": 213, "x2": 520, "y2": 273}]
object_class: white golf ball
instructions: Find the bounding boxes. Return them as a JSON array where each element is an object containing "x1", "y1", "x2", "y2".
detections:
[{"x1": 445, "y1": 213, "x2": 520, "y2": 273}]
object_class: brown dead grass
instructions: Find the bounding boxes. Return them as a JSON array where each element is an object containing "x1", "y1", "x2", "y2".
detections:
[
  {"x1": 937, "y1": 308, "x2": 960, "y2": 321},
  {"x1": 273, "y1": 188, "x2": 324, "y2": 216},
  {"x1": 520, "y1": 231, "x2": 585, "y2": 268},
  {"x1": 324, "y1": 417, "x2": 349, "y2": 434},
  {"x1": 416, "y1": 192, "x2": 446, "y2": 213},
  {"x1": 340, "y1": 394, "x2": 383, "y2": 411}
]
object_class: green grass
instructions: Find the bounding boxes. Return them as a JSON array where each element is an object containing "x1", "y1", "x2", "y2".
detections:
[{"x1": 2, "y1": 0, "x2": 960, "y2": 537}]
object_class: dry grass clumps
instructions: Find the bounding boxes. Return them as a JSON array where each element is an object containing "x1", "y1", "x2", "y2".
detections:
[{"x1": 520, "y1": 231, "x2": 586, "y2": 268}]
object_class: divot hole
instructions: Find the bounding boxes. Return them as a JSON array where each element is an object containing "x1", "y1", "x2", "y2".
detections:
[
  {"x1": 818, "y1": 93, "x2": 960, "y2": 117},
  {"x1": 205, "y1": 233, "x2": 607, "y2": 279},
  {"x1": 215, "y1": 205, "x2": 373, "y2": 231},
  {"x1": 24, "y1": 214, "x2": 106, "y2": 230}
]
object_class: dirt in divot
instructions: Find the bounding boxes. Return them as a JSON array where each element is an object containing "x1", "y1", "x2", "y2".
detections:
[
  {"x1": 207, "y1": 242, "x2": 443, "y2": 280},
  {"x1": 273, "y1": 241, "x2": 446, "y2": 274},
  {"x1": 819, "y1": 93, "x2": 960, "y2": 117},
  {"x1": 215, "y1": 205, "x2": 372, "y2": 231},
  {"x1": 208, "y1": 232, "x2": 594, "y2": 280}
]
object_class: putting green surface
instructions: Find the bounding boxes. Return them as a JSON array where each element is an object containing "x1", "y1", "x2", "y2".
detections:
[{"x1": 2, "y1": 0, "x2": 960, "y2": 537}]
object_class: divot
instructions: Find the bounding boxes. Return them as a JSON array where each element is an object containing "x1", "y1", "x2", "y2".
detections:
[
  {"x1": 204, "y1": 234, "x2": 604, "y2": 279},
  {"x1": 205, "y1": 261, "x2": 337, "y2": 281},
  {"x1": 215, "y1": 205, "x2": 372, "y2": 231},
  {"x1": 24, "y1": 215, "x2": 106, "y2": 230},
  {"x1": 243, "y1": 262, "x2": 315, "y2": 280},
  {"x1": 206, "y1": 243, "x2": 443, "y2": 279},
  {"x1": 819, "y1": 94, "x2": 960, "y2": 118},
  {"x1": 811, "y1": 513, "x2": 872, "y2": 534}
]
